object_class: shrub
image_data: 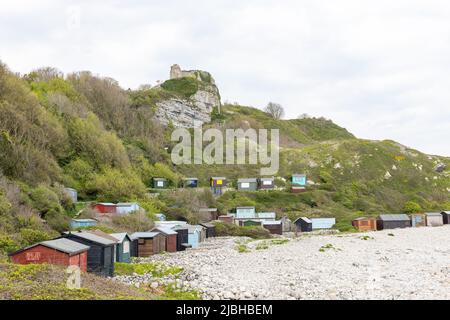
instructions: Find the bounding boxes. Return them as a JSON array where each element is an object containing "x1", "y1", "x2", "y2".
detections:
[
  {"x1": 403, "y1": 201, "x2": 422, "y2": 214},
  {"x1": 213, "y1": 222, "x2": 271, "y2": 239},
  {"x1": 160, "y1": 78, "x2": 199, "y2": 98},
  {"x1": 334, "y1": 221, "x2": 357, "y2": 233},
  {"x1": 112, "y1": 211, "x2": 154, "y2": 232},
  {"x1": 29, "y1": 185, "x2": 62, "y2": 216},
  {"x1": 19, "y1": 228, "x2": 51, "y2": 246},
  {"x1": 114, "y1": 262, "x2": 183, "y2": 277},
  {"x1": 87, "y1": 168, "x2": 146, "y2": 201},
  {"x1": 0, "y1": 233, "x2": 19, "y2": 254},
  {"x1": 45, "y1": 209, "x2": 70, "y2": 233}
]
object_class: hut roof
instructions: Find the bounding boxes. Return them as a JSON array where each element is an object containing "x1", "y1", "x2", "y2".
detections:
[
  {"x1": 109, "y1": 233, "x2": 131, "y2": 242},
  {"x1": 97, "y1": 202, "x2": 115, "y2": 206},
  {"x1": 294, "y1": 217, "x2": 312, "y2": 223},
  {"x1": 378, "y1": 214, "x2": 410, "y2": 221},
  {"x1": 71, "y1": 218, "x2": 97, "y2": 223},
  {"x1": 257, "y1": 212, "x2": 276, "y2": 219},
  {"x1": 199, "y1": 208, "x2": 217, "y2": 212},
  {"x1": 200, "y1": 222, "x2": 215, "y2": 228},
  {"x1": 425, "y1": 212, "x2": 443, "y2": 217},
  {"x1": 262, "y1": 221, "x2": 282, "y2": 225},
  {"x1": 85, "y1": 230, "x2": 119, "y2": 243},
  {"x1": 353, "y1": 217, "x2": 376, "y2": 221},
  {"x1": 211, "y1": 176, "x2": 226, "y2": 180},
  {"x1": 442, "y1": 211, "x2": 450, "y2": 214},
  {"x1": 186, "y1": 225, "x2": 205, "y2": 233},
  {"x1": 130, "y1": 232, "x2": 161, "y2": 240},
  {"x1": 116, "y1": 202, "x2": 139, "y2": 206},
  {"x1": 259, "y1": 177, "x2": 274, "y2": 181},
  {"x1": 292, "y1": 173, "x2": 306, "y2": 177},
  {"x1": 238, "y1": 178, "x2": 257, "y2": 183},
  {"x1": 153, "y1": 177, "x2": 167, "y2": 181},
  {"x1": 151, "y1": 227, "x2": 178, "y2": 235},
  {"x1": 183, "y1": 177, "x2": 198, "y2": 181},
  {"x1": 10, "y1": 238, "x2": 89, "y2": 256},
  {"x1": 64, "y1": 231, "x2": 116, "y2": 246}
]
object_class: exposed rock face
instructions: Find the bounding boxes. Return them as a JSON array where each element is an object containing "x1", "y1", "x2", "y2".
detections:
[{"x1": 155, "y1": 65, "x2": 221, "y2": 128}]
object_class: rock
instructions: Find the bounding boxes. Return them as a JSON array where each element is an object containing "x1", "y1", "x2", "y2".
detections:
[
  {"x1": 155, "y1": 65, "x2": 221, "y2": 128},
  {"x1": 150, "y1": 282, "x2": 159, "y2": 289}
]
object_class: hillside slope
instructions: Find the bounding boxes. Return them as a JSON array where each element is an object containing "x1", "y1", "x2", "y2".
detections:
[{"x1": 0, "y1": 61, "x2": 449, "y2": 254}]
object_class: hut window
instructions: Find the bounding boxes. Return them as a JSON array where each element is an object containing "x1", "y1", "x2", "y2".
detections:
[
  {"x1": 241, "y1": 182, "x2": 250, "y2": 188},
  {"x1": 263, "y1": 180, "x2": 272, "y2": 185},
  {"x1": 123, "y1": 241, "x2": 130, "y2": 253},
  {"x1": 26, "y1": 252, "x2": 41, "y2": 261},
  {"x1": 216, "y1": 179, "x2": 223, "y2": 185},
  {"x1": 157, "y1": 181, "x2": 164, "y2": 187}
]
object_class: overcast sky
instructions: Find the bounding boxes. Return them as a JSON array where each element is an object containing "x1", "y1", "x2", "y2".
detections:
[{"x1": 1, "y1": 1, "x2": 449, "y2": 156}]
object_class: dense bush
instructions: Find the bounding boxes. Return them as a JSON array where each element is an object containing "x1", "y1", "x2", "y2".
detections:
[
  {"x1": 86, "y1": 168, "x2": 146, "y2": 201},
  {"x1": 212, "y1": 221, "x2": 271, "y2": 239},
  {"x1": 112, "y1": 211, "x2": 154, "y2": 232},
  {"x1": 403, "y1": 201, "x2": 422, "y2": 213},
  {"x1": 19, "y1": 228, "x2": 51, "y2": 246},
  {"x1": 160, "y1": 78, "x2": 199, "y2": 98}
]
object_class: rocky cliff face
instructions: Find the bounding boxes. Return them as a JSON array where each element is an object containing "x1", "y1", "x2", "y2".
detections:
[{"x1": 154, "y1": 65, "x2": 221, "y2": 128}]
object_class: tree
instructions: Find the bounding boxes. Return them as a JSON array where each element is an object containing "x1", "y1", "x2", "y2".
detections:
[
  {"x1": 264, "y1": 102, "x2": 284, "y2": 119},
  {"x1": 403, "y1": 201, "x2": 422, "y2": 214}
]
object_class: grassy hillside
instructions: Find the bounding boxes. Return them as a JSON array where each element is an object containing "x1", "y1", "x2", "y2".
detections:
[
  {"x1": 0, "y1": 263, "x2": 152, "y2": 300},
  {"x1": 0, "y1": 60, "x2": 449, "y2": 255},
  {"x1": 0, "y1": 262, "x2": 199, "y2": 300}
]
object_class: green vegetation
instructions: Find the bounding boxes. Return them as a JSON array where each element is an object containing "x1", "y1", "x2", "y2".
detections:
[
  {"x1": 403, "y1": 201, "x2": 422, "y2": 214},
  {"x1": 319, "y1": 243, "x2": 341, "y2": 252},
  {"x1": 160, "y1": 78, "x2": 200, "y2": 98},
  {"x1": 213, "y1": 221, "x2": 271, "y2": 239},
  {"x1": 0, "y1": 60, "x2": 449, "y2": 256},
  {"x1": 0, "y1": 263, "x2": 154, "y2": 300},
  {"x1": 270, "y1": 239, "x2": 289, "y2": 245},
  {"x1": 235, "y1": 242, "x2": 250, "y2": 253},
  {"x1": 114, "y1": 262, "x2": 183, "y2": 278},
  {"x1": 254, "y1": 238, "x2": 289, "y2": 251}
]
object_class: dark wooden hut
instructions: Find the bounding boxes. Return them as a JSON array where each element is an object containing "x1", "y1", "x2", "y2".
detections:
[
  {"x1": 293, "y1": 217, "x2": 312, "y2": 232},
  {"x1": 262, "y1": 221, "x2": 283, "y2": 235},
  {"x1": 258, "y1": 177, "x2": 275, "y2": 190},
  {"x1": 377, "y1": 214, "x2": 411, "y2": 230},
  {"x1": 172, "y1": 227, "x2": 189, "y2": 251},
  {"x1": 62, "y1": 231, "x2": 116, "y2": 276},
  {"x1": 441, "y1": 211, "x2": 450, "y2": 224},
  {"x1": 200, "y1": 222, "x2": 216, "y2": 238},
  {"x1": 151, "y1": 227, "x2": 178, "y2": 253},
  {"x1": 130, "y1": 232, "x2": 166, "y2": 257}
]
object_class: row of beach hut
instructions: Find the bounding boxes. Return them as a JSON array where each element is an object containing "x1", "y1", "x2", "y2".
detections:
[
  {"x1": 8, "y1": 222, "x2": 217, "y2": 277},
  {"x1": 152, "y1": 174, "x2": 308, "y2": 195},
  {"x1": 351, "y1": 212, "x2": 450, "y2": 231}
]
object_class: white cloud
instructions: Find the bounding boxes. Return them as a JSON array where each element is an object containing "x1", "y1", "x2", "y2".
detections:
[{"x1": 0, "y1": 0, "x2": 449, "y2": 155}]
